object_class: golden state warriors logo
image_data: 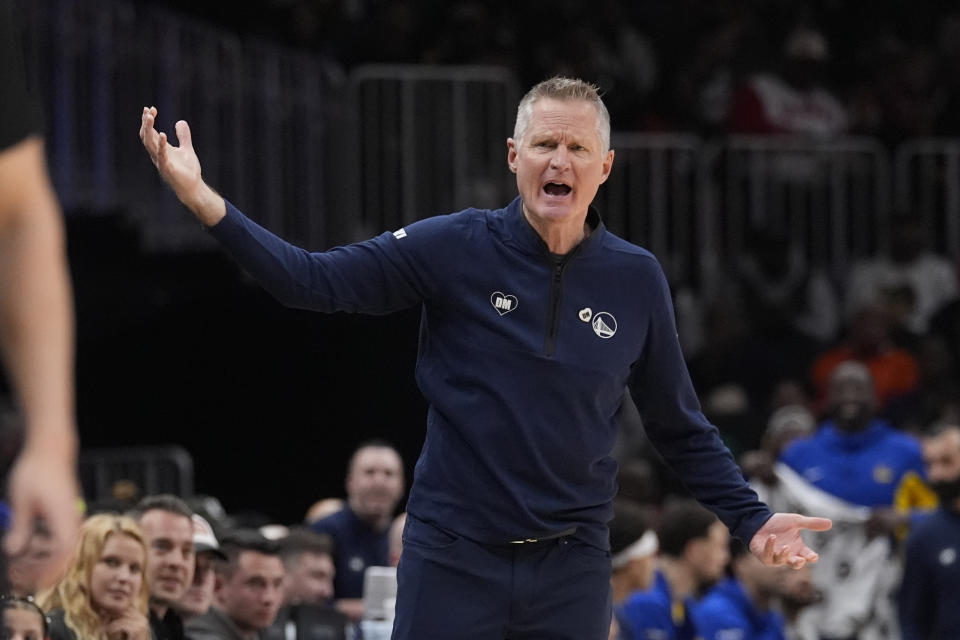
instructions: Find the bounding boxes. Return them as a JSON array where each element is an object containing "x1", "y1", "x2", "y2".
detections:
[{"x1": 592, "y1": 312, "x2": 617, "y2": 339}]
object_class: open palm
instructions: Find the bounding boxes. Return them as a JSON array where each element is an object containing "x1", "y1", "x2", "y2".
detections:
[
  {"x1": 139, "y1": 106, "x2": 204, "y2": 206},
  {"x1": 749, "y1": 512, "x2": 832, "y2": 568}
]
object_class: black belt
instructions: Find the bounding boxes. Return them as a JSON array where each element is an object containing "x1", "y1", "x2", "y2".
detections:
[{"x1": 508, "y1": 527, "x2": 577, "y2": 544}]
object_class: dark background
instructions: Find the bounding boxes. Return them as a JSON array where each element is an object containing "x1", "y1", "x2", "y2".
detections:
[{"x1": 67, "y1": 212, "x2": 428, "y2": 523}]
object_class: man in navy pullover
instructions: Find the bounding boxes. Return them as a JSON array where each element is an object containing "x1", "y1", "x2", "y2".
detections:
[{"x1": 140, "y1": 76, "x2": 830, "y2": 639}]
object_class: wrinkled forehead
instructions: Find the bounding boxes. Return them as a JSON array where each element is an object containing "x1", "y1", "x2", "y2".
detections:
[{"x1": 527, "y1": 98, "x2": 604, "y2": 135}]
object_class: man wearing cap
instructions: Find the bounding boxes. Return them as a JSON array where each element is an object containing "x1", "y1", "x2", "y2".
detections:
[{"x1": 177, "y1": 514, "x2": 227, "y2": 622}]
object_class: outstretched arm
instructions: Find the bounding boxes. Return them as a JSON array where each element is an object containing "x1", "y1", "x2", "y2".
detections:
[
  {"x1": 749, "y1": 512, "x2": 832, "y2": 568},
  {"x1": 0, "y1": 135, "x2": 80, "y2": 586},
  {"x1": 139, "y1": 106, "x2": 225, "y2": 227}
]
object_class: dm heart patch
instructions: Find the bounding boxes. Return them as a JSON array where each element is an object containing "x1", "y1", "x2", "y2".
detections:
[{"x1": 490, "y1": 292, "x2": 518, "y2": 316}]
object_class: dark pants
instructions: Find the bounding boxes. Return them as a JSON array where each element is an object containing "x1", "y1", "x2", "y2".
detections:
[{"x1": 392, "y1": 514, "x2": 612, "y2": 640}]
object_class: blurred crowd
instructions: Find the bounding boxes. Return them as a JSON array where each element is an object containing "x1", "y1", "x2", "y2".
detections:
[
  {"x1": 159, "y1": 0, "x2": 960, "y2": 143},
  {"x1": 4, "y1": 398, "x2": 960, "y2": 639}
]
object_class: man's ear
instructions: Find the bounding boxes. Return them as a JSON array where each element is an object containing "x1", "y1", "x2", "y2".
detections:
[{"x1": 506, "y1": 138, "x2": 518, "y2": 173}]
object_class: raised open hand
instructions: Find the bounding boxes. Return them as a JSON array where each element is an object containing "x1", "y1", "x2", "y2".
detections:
[{"x1": 138, "y1": 107, "x2": 224, "y2": 225}]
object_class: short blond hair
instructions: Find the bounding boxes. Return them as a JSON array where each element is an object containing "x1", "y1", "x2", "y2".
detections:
[{"x1": 513, "y1": 77, "x2": 611, "y2": 153}]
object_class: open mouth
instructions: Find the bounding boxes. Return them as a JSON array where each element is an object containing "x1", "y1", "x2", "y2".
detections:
[{"x1": 543, "y1": 182, "x2": 572, "y2": 197}]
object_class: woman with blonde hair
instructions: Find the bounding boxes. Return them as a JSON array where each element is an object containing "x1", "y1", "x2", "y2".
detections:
[{"x1": 37, "y1": 513, "x2": 150, "y2": 640}]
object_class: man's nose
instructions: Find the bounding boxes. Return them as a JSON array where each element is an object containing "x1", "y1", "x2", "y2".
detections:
[{"x1": 549, "y1": 146, "x2": 570, "y2": 169}]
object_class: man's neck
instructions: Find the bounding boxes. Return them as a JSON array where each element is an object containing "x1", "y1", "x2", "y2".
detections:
[
  {"x1": 521, "y1": 206, "x2": 589, "y2": 255},
  {"x1": 348, "y1": 502, "x2": 390, "y2": 533},
  {"x1": 659, "y1": 558, "x2": 696, "y2": 601}
]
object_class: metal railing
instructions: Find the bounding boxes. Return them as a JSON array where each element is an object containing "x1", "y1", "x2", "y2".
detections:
[
  {"x1": 595, "y1": 133, "x2": 703, "y2": 286},
  {"x1": 19, "y1": 0, "x2": 344, "y2": 251},
  {"x1": 700, "y1": 136, "x2": 891, "y2": 287},
  {"x1": 895, "y1": 138, "x2": 960, "y2": 260},
  {"x1": 79, "y1": 445, "x2": 194, "y2": 502},
  {"x1": 346, "y1": 65, "x2": 519, "y2": 236},
  {"x1": 17, "y1": 0, "x2": 958, "y2": 287}
]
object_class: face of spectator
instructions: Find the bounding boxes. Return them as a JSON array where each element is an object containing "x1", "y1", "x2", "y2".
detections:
[
  {"x1": 2, "y1": 607, "x2": 45, "y2": 640},
  {"x1": 138, "y1": 510, "x2": 195, "y2": 608},
  {"x1": 7, "y1": 532, "x2": 53, "y2": 596},
  {"x1": 217, "y1": 551, "x2": 285, "y2": 632},
  {"x1": 346, "y1": 447, "x2": 405, "y2": 525},
  {"x1": 924, "y1": 427, "x2": 960, "y2": 506},
  {"x1": 688, "y1": 521, "x2": 730, "y2": 585},
  {"x1": 507, "y1": 97, "x2": 614, "y2": 236},
  {"x1": 826, "y1": 365, "x2": 876, "y2": 431},
  {"x1": 284, "y1": 551, "x2": 335, "y2": 605},
  {"x1": 178, "y1": 551, "x2": 217, "y2": 617},
  {"x1": 89, "y1": 533, "x2": 145, "y2": 618}
]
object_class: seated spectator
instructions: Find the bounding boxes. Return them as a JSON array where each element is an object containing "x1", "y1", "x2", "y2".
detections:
[
  {"x1": 810, "y1": 303, "x2": 919, "y2": 411},
  {"x1": 1, "y1": 595, "x2": 48, "y2": 640},
  {"x1": 310, "y1": 441, "x2": 405, "y2": 621},
  {"x1": 846, "y1": 214, "x2": 959, "y2": 336},
  {"x1": 616, "y1": 499, "x2": 729, "y2": 640},
  {"x1": 786, "y1": 361, "x2": 930, "y2": 513},
  {"x1": 175, "y1": 514, "x2": 226, "y2": 622},
  {"x1": 186, "y1": 530, "x2": 285, "y2": 640},
  {"x1": 727, "y1": 27, "x2": 847, "y2": 138},
  {"x1": 128, "y1": 494, "x2": 195, "y2": 640},
  {"x1": 37, "y1": 514, "x2": 151, "y2": 640},
  {"x1": 692, "y1": 538, "x2": 809, "y2": 640},
  {"x1": 608, "y1": 498, "x2": 658, "y2": 606},
  {"x1": 6, "y1": 521, "x2": 54, "y2": 597},
  {"x1": 280, "y1": 528, "x2": 336, "y2": 606},
  {"x1": 265, "y1": 527, "x2": 351, "y2": 640}
]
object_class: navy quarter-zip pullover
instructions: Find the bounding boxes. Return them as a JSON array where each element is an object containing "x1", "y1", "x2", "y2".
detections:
[{"x1": 209, "y1": 196, "x2": 772, "y2": 550}]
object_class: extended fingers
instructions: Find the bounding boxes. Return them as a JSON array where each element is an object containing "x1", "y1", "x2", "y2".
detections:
[
  {"x1": 140, "y1": 107, "x2": 166, "y2": 158},
  {"x1": 799, "y1": 516, "x2": 833, "y2": 532}
]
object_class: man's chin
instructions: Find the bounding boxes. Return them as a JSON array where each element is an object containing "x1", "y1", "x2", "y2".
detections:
[{"x1": 151, "y1": 591, "x2": 183, "y2": 608}]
